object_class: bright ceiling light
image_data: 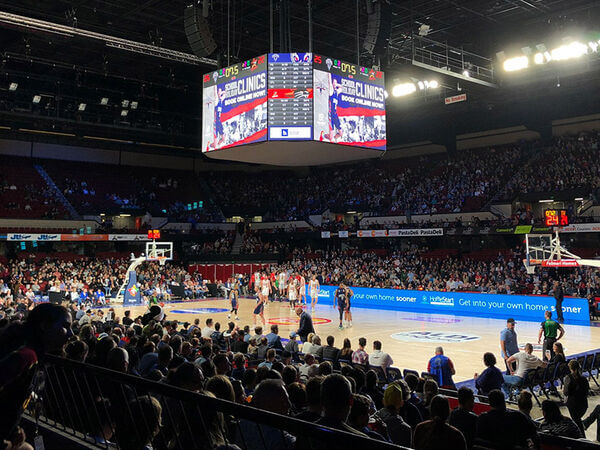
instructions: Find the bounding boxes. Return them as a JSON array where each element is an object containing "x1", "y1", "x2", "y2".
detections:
[
  {"x1": 550, "y1": 42, "x2": 588, "y2": 61},
  {"x1": 417, "y1": 81, "x2": 425, "y2": 90},
  {"x1": 589, "y1": 41, "x2": 599, "y2": 53},
  {"x1": 32, "y1": 95, "x2": 41, "y2": 103},
  {"x1": 8, "y1": 82, "x2": 18, "y2": 91},
  {"x1": 120, "y1": 109, "x2": 128, "y2": 117},
  {"x1": 78, "y1": 103, "x2": 86, "y2": 111},
  {"x1": 130, "y1": 101, "x2": 138, "y2": 110},
  {"x1": 503, "y1": 56, "x2": 529, "y2": 72},
  {"x1": 392, "y1": 83, "x2": 417, "y2": 97},
  {"x1": 533, "y1": 53, "x2": 544, "y2": 65},
  {"x1": 121, "y1": 100, "x2": 130, "y2": 108},
  {"x1": 429, "y1": 80, "x2": 439, "y2": 89},
  {"x1": 100, "y1": 97, "x2": 109, "y2": 105},
  {"x1": 462, "y1": 70, "x2": 470, "y2": 77}
]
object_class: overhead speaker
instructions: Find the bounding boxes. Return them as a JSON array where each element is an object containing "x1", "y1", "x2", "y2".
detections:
[
  {"x1": 184, "y1": 4, "x2": 217, "y2": 57},
  {"x1": 363, "y1": 0, "x2": 392, "y2": 56}
]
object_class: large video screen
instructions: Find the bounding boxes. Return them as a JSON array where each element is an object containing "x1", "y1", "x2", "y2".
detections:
[
  {"x1": 267, "y1": 52, "x2": 313, "y2": 140},
  {"x1": 201, "y1": 55, "x2": 268, "y2": 152},
  {"x1": 313, "y1": 55, "x2": 386, "y2": 150}
]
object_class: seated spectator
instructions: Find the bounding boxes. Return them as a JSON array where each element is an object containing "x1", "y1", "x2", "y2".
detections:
[
  {"x1": 235, "y1": 379, "x2": 296, "y2": 450},
  {"x1": 256, "y1": 337, "x2": 269, "y2": 360},
  {"x1": 414, "y1": 395, "x2": 466, "y2": 450},
  {"x1": 363, "y1": 370, "x2": 384, "y2": 410},
  {"x1": 373, "y1": 382, "x2": 412, "y2": 447},
  {"x1": 348, "y1": 394, "x2": 387, "y2": 441},
  {"x1": 427, "y1": 346, "x2": 456, "y2": 389},
  {"x1": 258, "y1": 349, "x2": 277, "y2": 370},
  {"x1": 518, "y1": 391, "x2": 539, "y2": 429},
  {"x1": 301, "y1": 333, "x2": 316, "y2": 355},
  {"x1": 476, "y1": 389, "x2": 538, "y2": 448},
  {"x1": 539, "y1": 400, "x2": 583, "y2": 439},
  {"x1": 266, "y1": 325, "x2": 284, "y2": 350},
  {"x1": 201, "y1": 318, "x2": 214, "y2": 339},
  {"x1": 314, "y1": 374, "x2": 366, "y2": 436},
  {"x1": 550, "y1": 341, "x2": 566, "y2": 364},
  {"x1": 474, "y1": 352, "x2": 504, "y2": 395},
  {"x1": 294, "y1": 376, "x2": 324, "y2": 422},
  {"x1": 502, "y1": 343, "x2": 546, "y2": 397},
  {"x1": 338, "y1": 338, "x2": 353, "y2": 361},
  {"x1": 448, "y1": 387, "x2": 477, "y2": 449},
  {"x1": 307, "y1": 335, "x2": 323, "y2": 359},
  {"x1": 351, "y1": 337, "x2": 368, "y2": 364},
  {"x1": 299, "y1": 354, "x2": 319, "y2": 381},
  {"x1": 369, "y1": 340, "x2": 393, "y2": 373},
  {"x1": 284, "y1": 332, "x2": 299, "y2": 355},
  {"x1": 322, "y1": 335, "x2": 340, "y2": 361}
]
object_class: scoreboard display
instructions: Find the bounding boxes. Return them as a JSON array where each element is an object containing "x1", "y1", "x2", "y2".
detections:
[
  {"x1": 201, "y1": 52, "x2": 386, "y2": 154},
  {"x1": 544, "y1": 209, "x2": 569, "y2": 227},
  {"x1": 268, "y1": 53, "x2": 313, "y2": 140},
  {"x1": 313, "y1": 55, "x2": 386, "y2": 150},
  {"x1": 201, "y1": 55, "x2": 268, "y2": 152}
]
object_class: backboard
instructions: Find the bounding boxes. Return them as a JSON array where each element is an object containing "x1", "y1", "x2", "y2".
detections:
[{"x1": 145, "y1": 241, "x2": 173, "y2": 265}]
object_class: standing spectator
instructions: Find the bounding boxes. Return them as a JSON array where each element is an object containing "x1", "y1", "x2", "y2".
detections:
[
  {"x1": 448, "y1": 387, "x2": 477, "y2": 449},
  {"x1": 474, "y1": 352, "x2": 504, "y2": 395},
  {"x1": 369, "y1": 340, "x2": 393, "y2": 372},
  {"x1": 563, "y1": 359, "x2": 589, "y2": 435},
  {"x1": 539, "y1": 400, "x2": 583, "y2": 439},
  {"x1": 553, "y1": 281, "x2": 564, "y2": 322},
  {"x1": 414, "y1": 395, "x2": 466, "y2": 450},
  {"x1": 538, "y1": 310, "x2": 564, "y2": 361},
  {"x1": 582, "y1": 404, "x2": 600, "y2": 441},
  {"x1": 351, "y1": 337, "x2": 369, "y2": 365},
  {"x1": 427, "y1": 347, "x2": 456, "y2": 389},
  {"x1": 500, "y1": 318, "x2": 519, "y2": 373}
]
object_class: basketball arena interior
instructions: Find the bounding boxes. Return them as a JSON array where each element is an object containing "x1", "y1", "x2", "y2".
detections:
[{"x1": 2, "y1": 1, "x2": 600, "y2": 449}]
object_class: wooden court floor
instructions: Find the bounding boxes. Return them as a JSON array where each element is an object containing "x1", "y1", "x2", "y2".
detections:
[{"x1": 107, "y1": 297, "x2": 600, "y2": 382}]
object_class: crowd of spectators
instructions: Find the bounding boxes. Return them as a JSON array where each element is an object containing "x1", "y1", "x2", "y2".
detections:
[
  {"x1": 274, "y1": 247, "x2": 600, "y2": 300},
  {"x1": 239, "y1": 231, "x2": 286, "y2": 254},
  {"x1": 1, "y1": 302, "x2": 596, "y2": 449}
]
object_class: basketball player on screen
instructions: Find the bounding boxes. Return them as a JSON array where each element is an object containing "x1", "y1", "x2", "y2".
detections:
[
  {"x1": 212, "y1": 87, "x2": 226, "y2": 150},
  {"x1": 309, "y1": 274, "x2": 320, "y2": 311},
  {"x1": 327, "y1": 74, "x2": 343, "y2": 142}
]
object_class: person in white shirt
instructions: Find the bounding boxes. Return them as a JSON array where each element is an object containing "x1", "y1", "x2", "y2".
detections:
[
  {"x1": 201, "y1": 318, "x2": 215, "y2": 339},
  {"x1": 502, "y1": 343, "x2": 546, "y2": 397},
  {"x1": 368, "y1": 340, "x2": 394, "y2": 372},
  {"x1": 299, "y1": 353, "x2": 319, "y2": 381}
]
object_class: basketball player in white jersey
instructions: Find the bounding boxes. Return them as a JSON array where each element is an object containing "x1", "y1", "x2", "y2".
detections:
[
  {"x1": 287, "y1": 274, "x2": 298, "y2": 311},
  {"x1": 297, "y1": 273, "x2": 306, "y2": 305},
  {"x1": 309, "y1": 274, "x2": 320, "y2": 311},
  {"x1": 254, "y1": 272, "x2": 270, "y2": 326},
  {"x1": 278, "y1": 270, "x2": 287, "y2": 300}
]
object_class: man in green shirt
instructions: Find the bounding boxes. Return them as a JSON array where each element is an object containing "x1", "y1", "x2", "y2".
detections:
[{"x1": 538, "y1": 310, "x2": 564, "y2": 362}]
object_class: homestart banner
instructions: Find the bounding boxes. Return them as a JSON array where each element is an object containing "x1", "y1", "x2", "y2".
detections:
[{"x1": 313, "y1": 285, "x2": 589, "y2": 324}]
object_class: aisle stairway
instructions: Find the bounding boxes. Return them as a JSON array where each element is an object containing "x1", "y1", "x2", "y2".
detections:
[
  {"x1": 231, "y1": 232, "x2": 244, "y2": 254},
  {"x1": 34, "y1": 164, "x2": 81, "y2": 220}
]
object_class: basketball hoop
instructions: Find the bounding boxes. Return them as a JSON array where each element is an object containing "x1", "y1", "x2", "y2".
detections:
[
  {"x1": 147, "y1": 256, "x2": 168, "y2": 266},
  {"x1": 524, "y1": 231, "x2": 600, "y2": 273}
]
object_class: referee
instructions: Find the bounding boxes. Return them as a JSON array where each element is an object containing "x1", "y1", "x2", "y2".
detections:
[{"x1": 538, "y1": 310, "x2": 564, "y2": 362}]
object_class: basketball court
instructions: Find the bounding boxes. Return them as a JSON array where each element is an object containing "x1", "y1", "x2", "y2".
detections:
[{"x1": 105, "y1": 296, "x2": 600, "y2": 382}]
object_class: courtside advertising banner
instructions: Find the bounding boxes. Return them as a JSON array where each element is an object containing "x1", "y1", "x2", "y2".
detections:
[
  {"x1": 313, "y1": 55, "x2": 386, "y2": 150},
  {"x1": 314, "y1": 285, "x2": 589, "y2": 324},
  {"x1": 202, "y1": 55, "x2": 268, "y2": 152}
]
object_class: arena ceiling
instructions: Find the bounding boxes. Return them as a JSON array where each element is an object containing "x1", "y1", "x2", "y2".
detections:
[{"x1": 0, "y1": 0, "x2": 599, "y2": 151}]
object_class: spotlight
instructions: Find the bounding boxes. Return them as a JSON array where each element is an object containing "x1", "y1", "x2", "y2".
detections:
[
  {"x1": 503, "y1": 56, "x2": 528, "y2": 72},
  {"x1": 78, "y1": 103, "x2": 86, "y2": 111},
  {"x1": 100, "y1": 97, "x2": 109, "y2": 105},
  {"x1": 429, "y1": 80, "x2": 439, "y2": 89},
  {"x1": 550, "y1": 42, "x2": 588, "y2": 61},
  {"x1": 32, "y1": 95, "x2": 41, "y2": 104},
  {"x1": 392, "y1": 83, "x2": 416, "y2": 97},
  {"x1": 462, "y1": 70, "x2": 470, "y2": 77},
  {"x1": 130, "y1": 101, "x2": 138, "y2": 110},
  {"x1": 8, "y1": 82, "x2": 18, "y2": 91},
  {"x1": 121, "y1": 100, "x2": 130, "y2": 108},
  {"x1": 533, "y1": 53, "x2": 544, "y2": 65},
  {"x1": 417, "y1": 81, "x2": 425, "y2": 90},
  {"x1": 121, "y1": 109, "x2": 128, "y2": 117},
  {"x1": 418, "y1": 24, "x2": 431, "y2": 36}
]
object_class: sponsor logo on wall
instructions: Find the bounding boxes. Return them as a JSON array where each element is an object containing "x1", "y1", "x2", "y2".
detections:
[{"x1": 391, "y1": 331, "x2": 480, "y2": 343}]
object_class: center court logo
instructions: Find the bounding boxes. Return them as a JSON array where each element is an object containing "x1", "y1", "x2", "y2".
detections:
[{"x1": 391, "y1": 331, "x2": 480, "y2": 343}]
